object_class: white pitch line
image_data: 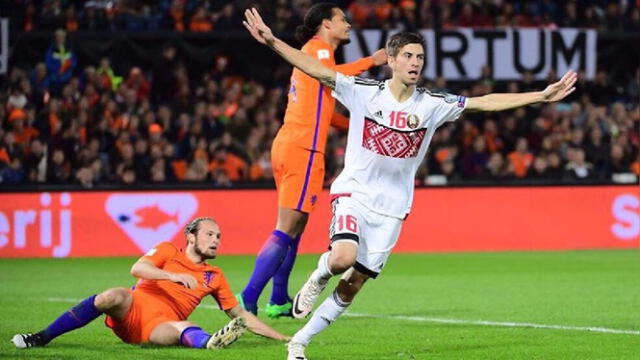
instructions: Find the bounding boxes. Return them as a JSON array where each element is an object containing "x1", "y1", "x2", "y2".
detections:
[
  {"x1": 344, "y1": 312, "x2": 640, "y2": 336},
  {"x1": 46, "y1": 298, "x2": 638, "y2": 336}
]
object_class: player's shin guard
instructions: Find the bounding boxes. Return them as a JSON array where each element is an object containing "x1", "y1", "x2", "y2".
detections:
[
  {"x1": 270, "y1": 235, "x2": 301, "y2": 306},
  {"x1": 180, "y1": 326, "x2": 211, "y2": 349},
  {"x1": 310, "y1": 251, "x2": 333, "y2": 285},
  {"x1": 291, "y1": 290, "x2": 350, "y2": 346},
  {"x1": 242, "y1": 230, "x2": 293, "y2": 311},
  {"x1": 41, "y1": 294, "x2": 102, "y2": 343}
]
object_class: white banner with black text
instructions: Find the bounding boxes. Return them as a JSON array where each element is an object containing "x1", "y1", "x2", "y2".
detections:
[{"x1": 343, "y1": 28, "x2": 597, "y2": 80}]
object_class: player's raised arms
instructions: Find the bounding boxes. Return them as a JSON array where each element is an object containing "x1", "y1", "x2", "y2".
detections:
[
  {"x1": 465, "y1": 70, "x2": 577, "y2": 112},
  {"x1": 243, "y1": 8, "x2": 338, "y2": 89}
]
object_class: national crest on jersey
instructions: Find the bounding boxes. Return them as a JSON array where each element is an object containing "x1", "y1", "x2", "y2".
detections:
[{"x1": 362, "y1": 117, "x2": 426, "y2": 158}]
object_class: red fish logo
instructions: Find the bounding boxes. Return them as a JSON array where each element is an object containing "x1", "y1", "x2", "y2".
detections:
[
  {"x1": 105, "y1": 193, "x2": 198, "y2": 252},
  {"x1": 134, "y1": 205, "x2": 179, "y2": 230}
]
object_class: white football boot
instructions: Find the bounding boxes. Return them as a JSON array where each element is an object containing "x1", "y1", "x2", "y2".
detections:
[
  {"x1": 287, "y1": 341, "x2": 308, "y2": 360},
  {"x1": 291, "y1": 277, "x2": 327, "y2": 319}
]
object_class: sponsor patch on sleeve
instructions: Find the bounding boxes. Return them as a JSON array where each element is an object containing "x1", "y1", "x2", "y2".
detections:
[{"x1": 457, "y1": 95, "x2": 467, "y2": 108}]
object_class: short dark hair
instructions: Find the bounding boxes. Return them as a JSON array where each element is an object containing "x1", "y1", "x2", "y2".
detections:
[
  {"x1": 386, "y1": 32, "x2": 425, "y2": 58},
  {"x1": 184, "y1": 217, "x2": 216, "y2": 237},
  {"x1": 294, "y1": 2, "x2": 339, "y2": 44}
]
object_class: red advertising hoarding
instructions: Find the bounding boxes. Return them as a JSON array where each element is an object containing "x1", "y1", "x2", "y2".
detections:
[{"x1": 0, "y1": 186, "x2": 638, "y2": 258}]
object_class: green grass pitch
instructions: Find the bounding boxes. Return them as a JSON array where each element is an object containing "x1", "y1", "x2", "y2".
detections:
[{"x1": 1, "y1": 250, "x2": 638, "y2": 359}]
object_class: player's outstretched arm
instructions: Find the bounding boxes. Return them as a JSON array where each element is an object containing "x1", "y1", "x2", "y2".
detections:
[
  {"x1": 225, "y1": 305, "x2": 290, "y2": 341},
  {"x1": 466, "y1": 70, "x2": 577, "y2": 112},
  {"x1": 243, "y1": 7, "x2": 338, "y2": 88}
]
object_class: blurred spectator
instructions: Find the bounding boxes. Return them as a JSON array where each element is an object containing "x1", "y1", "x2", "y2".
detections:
[
  {"x1": 170, "y1": 0, "x2": 187, "y2": 32},
  {"x1": 463, "y1": 135, "x2": 489, "y2": 178},
  {"x1": 213, "y1": 4, "x2": 237, "y2": 31},
  {"x1": 152, "y1": 43, "x2": 178, "y2": 104},
  {"x1": 45, "y1": 29, "x2": 77, "y2": 95},
  {"x1": 64, "y1": 7, "x2": 79, "y2": 32},
  {"x1": 208, "y1": 146, "x2": 247, "y2": 182},
  {"x1": 529, "y1": 156, "x2": 551, "y2": 179},
  {"x1": 47, "y1": 148, "x2": 71, "y2": 183},
  {"x1": 564, "y1": 148, "x2": 594, "y2": 180},
  {"x1": 80, "y1": 4, "x2": 108, "y2": 31},
  {"x1": 190, "y1": 6, "x2": 213, "y2": 32},
  {"x1": 97, "y1": 58, "x2": 123, "y2": 92},
  {"x1": 481, "y1": 152, "x2": 509, "y2": 180},
  {"x1": 348, "y1": 0, "x2": 374, "y2": 28},
  {"x1": 508, "y1": 137, "x2": 534, "y2": 178}
]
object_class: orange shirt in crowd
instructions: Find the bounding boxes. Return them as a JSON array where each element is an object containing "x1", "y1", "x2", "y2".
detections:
[
  {"x1": 508, "y1": 151, "x2": 534, "y2": 177},
  {"x1": 209, "y1": 153, "x2": 247, "y2": 181},
  {"x1": 13, "y1": 127, "x2": 39, "y2": 146},
  {"x1": 189, "y1": 18, "x2": 213, "y2": 32},
  {"x1": 374, "y1": 2, "x2": 393, "y2": 23},
  {"x1": 0, "y1": 147, "x2": 10, "y2": 164},
  {"x1": 348, "y1": 2, "x2": 373, "y2": 26}
]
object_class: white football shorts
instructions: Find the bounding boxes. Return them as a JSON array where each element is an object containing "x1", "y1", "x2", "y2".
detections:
[{"x1": 329, "y1": 196, "x2": 403, "y2": 278}]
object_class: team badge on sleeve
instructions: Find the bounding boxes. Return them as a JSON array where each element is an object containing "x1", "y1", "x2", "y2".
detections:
[
  {"x1": 444, "y1": 93, "x2": 467, "y2": 108},
  {"x1": 457, "y1": 95, "x2": 467, "y2": 108},
  {"x1": 317, "y1": 49, "x2": 330, "y2": 60}
]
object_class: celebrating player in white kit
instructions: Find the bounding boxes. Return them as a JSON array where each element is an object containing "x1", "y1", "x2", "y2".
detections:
[{"x1": 243, "y1": 7, "x2": 577, "y2": 360}]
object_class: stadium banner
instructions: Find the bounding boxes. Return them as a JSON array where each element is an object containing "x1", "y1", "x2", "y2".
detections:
[
  {"x1": 343, "y1": 28, "x2": 597, "y2": 80},
  {"x1": 0, "y1": 18, "x2": 8, "y2": 74},
  {"x1": 0, "y1": 186, "x2": 637, "y2": 258}
]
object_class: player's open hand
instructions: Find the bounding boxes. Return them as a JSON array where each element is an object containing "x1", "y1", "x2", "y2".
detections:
[
  {"x1": 169, "y1": 273, "x2": 198, "y2": 289},
  {"x1": 371, "y1": 48, "x2": 388, "y2": 66},
  {"x1": 243, "y1": 8, "x2": 275, "y2": 46},
  {"x1": 541, "y1": 70, "x2": 577, "y2": 103}
]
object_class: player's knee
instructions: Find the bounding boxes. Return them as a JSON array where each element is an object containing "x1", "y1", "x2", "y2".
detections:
[
  {"x1": 329, "y1": 252, "x2": 356, "y2": 273},
  {"x1": 276, "y1": 208, "x2": 308, "y2": 236},
  {"x1": 95, "y1": 288, "x2": 128, "y2": 309}
]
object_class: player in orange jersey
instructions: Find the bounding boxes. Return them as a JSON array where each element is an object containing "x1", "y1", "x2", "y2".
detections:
[
  {"x1": 11, "y1": 217, "x2": 289, "y2": 350},
  {"x1": 238, "y1": 2, "x2": 388, "y2": 318}
]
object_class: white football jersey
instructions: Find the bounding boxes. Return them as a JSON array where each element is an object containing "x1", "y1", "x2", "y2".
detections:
[{"x1": 331, "y1": 72, "x2": 467, "y2": 219}]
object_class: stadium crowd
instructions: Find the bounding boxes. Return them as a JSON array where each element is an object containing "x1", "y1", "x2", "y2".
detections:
[
  {"x1": 0, "y1": 1, "x2": 639, "y2": 187},
  {"x1": 2, "y1": 0, "x2": 640, "y2": 32}
]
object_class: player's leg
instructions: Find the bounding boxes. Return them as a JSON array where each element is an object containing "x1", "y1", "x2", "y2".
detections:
[
  {"x1": 288, "y1": 269, "x2": 370, "y2": 360},
  {"x1": 240, "y1": 207, "x2": 307, "y2": 314},
  {"x1": 269, "y1": 152, "x2": 325, "y2": 317},
  {"x1": 269, "y1": 153, "x2": 325, "y2": 315},
  {"x1": 240, "y1": 145, "x2": 313, "y2": 315},
  {"x1": 149, "y1": 317, "x2": 247, "y2": 349},
  {"x1": 292, "y1": 197, "x2": 361, "y2": 319},
  {"x1": 11, "y1": 287, "x2": 131, "y2": 349},
  {"x1": 266, "y1": 232, "x2": 301, "y2": 318},
  {"x1": 288, "y1": 206, "x2": 402, "y2": 359}
]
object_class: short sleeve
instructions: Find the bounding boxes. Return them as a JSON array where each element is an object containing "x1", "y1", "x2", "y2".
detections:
[
  {"x1": 331, "y1": 72, "x2": 357, "y2": 110},
  {"x1": 431, "y1": 93, "x2": 467, "y2": 128},
  {"x1": 140, "y1": 242, "x2": 177, "y2": 268},
  {"x1": 211, "y1": 271, "x2": 239, "y2": 311}
]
